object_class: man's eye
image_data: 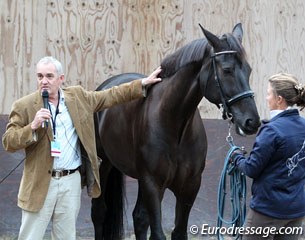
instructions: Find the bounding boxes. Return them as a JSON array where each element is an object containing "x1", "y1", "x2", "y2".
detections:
[
  {"x1": 37, "y1": 73, "x2": 55, "y2": 80},
  {"x1": 46, "y1": 74, "x2": 55, "y2": 79}
]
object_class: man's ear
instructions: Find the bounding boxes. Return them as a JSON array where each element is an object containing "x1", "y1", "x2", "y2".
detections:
[{"x1": 60, "y1": 74, "x2": 65, "y2": 83}]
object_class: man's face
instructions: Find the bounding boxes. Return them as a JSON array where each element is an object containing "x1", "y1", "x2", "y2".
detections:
[{"x1": 36, "y1": 62, "x2": 64, "y2": 98}]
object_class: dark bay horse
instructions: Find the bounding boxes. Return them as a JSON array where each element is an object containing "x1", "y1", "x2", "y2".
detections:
[{"x1": 92, "y1": 23, "x2": 260, "y2": 240}]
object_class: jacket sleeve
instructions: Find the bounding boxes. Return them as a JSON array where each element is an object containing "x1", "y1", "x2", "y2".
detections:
[
  {"x1": 2, "y1": 103, "x2": 37, "y2": 152},
  {"x1": 82, "y1": 79, "x2": 144, "y2": 112},
  {"x1": 236, "y1": 125, "x2": 278, "y2": 178}
]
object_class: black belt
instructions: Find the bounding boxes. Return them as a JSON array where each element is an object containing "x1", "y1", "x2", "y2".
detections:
[{"x1": 52, "y1": 168, "x2": 79, "y2": 179}]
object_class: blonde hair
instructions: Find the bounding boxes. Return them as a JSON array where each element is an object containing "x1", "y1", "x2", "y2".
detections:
[{"x1": 268, "y1": 73, "x2": 305, "y2": 110}]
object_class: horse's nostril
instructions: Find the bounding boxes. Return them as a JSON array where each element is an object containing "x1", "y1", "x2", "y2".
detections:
[
  {"x1": 245, "y1": 118, "x2": 261, "y2": 131},
  {"x1": 246, "y1": 118, "x2": 256, "y2": 128},
  {"x1": 246, "y1": 118, "x2": 253, "y2": 126}
]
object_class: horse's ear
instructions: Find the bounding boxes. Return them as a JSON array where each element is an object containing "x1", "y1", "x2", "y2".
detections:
[
  {"x1": 232, "y1": 23, "x2": 243, "y2": 43},
  {"x1": 199, "y1": 23, "x2": 222, "y2": 50}
]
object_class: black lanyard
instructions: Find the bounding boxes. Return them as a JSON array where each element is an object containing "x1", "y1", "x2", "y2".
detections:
[{"x1": 49, "y1": 92, "x2": 60, "y2": 138}]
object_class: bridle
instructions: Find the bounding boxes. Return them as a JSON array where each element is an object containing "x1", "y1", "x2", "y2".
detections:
[{"x1": 211, "y1": 50, "x2": 254, "y2": 119}]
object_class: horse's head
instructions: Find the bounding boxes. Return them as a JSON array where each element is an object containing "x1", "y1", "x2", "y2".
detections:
[{"x1": 199, "y1": 23, "x2": 260, "y2": 135}]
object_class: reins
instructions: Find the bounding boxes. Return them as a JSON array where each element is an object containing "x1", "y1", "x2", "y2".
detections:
[{"x1": 217, "y1": 120, "x2": 247, "y2": 240}]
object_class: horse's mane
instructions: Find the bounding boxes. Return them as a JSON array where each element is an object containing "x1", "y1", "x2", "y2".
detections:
[
  {"x1": 159, "y1": 33, "x2": 246, "y2": 78},
  {"x1": 159, "y1": 38, "x2": 208, "y2": 78}
]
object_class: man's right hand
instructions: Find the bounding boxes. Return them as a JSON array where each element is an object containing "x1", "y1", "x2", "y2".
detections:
[{"x1": 31, "y1": 108, "x2": 52, "y2": 130}]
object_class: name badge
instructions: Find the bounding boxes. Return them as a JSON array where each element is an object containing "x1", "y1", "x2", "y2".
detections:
[{"x1": 51, "y1": 140, "x2": 61, "y2": 157}]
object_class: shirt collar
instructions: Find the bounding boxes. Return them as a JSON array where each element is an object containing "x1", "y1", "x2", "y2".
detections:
[
  {"x1": 269, "y1": 106, "x2": 292, "y2": 119},
  {"x1": 59, "y1": 88, "x2": 65, "y2": 102}
]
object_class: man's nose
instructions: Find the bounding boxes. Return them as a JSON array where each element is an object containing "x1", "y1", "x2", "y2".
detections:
[{"x1": 41, "y1": 77, "x2": 49, "y2": 83}]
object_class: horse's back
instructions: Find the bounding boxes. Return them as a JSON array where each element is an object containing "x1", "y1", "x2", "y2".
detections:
[{"x1": 96, "y1": 72, "x2": 146, "y2": 90}]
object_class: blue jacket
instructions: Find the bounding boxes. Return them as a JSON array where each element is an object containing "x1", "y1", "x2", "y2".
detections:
[{"x1": 235, "y1": 109, "x2": 305, "y2": 219}]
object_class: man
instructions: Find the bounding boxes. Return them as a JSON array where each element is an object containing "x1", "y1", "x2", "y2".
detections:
[{"x1": 2, "y1": 56, "x2": 162, "y2": 239}]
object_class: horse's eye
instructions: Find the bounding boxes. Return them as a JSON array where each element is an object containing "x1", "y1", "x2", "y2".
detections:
[{"x1": 223, "y1": 68, "x2": 234, "y2": 74}]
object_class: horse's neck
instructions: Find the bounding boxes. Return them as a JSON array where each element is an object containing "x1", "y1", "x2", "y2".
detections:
[{"x1": 158, "y1": 63, "x2": 205, "y2": 119}]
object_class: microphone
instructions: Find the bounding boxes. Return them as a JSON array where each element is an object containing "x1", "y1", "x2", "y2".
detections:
[{"x1": 42, "y1": 90, "x2": 49, "y2": 127}]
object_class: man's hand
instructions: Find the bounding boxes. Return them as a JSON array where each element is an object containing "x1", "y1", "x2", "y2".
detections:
[
  {"x1": 141, "y1": 66, "x2": 162, "y2": 86},
  {"x1": 31, "y1": 108, "x2": 52, "y2": 130}
]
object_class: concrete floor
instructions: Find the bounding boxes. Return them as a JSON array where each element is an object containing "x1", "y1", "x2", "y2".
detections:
[{"x1": 0, "y1": 115, "x2": 258, "y2": 239}]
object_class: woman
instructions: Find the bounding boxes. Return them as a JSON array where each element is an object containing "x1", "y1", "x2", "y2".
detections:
[{"x1": 232, "y1": 73, "x2": 305, "y2": 239}]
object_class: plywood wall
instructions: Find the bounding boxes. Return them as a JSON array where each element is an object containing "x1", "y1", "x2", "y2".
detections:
[{"x1": 1, "y1": 0, "x2": 305, "y2": 119}]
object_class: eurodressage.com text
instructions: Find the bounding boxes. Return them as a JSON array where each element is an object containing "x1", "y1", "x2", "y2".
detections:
[{"x1": 189, "y1": 224, "x2": 303, "y2": 237}]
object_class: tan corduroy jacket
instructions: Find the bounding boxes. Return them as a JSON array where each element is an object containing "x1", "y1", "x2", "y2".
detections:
[{"x1": 2, "y1": 80, "x2": 143, "y2": 212}]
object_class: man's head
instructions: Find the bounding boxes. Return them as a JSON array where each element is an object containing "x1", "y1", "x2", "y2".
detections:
[{"x1": 36, "y1": 56, "x2": 64, "y2": 99}]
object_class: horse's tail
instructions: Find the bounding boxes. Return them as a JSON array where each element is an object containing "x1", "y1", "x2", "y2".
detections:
[{"x1": 102, "y1": 166, "x2": 125, "y2": 240}]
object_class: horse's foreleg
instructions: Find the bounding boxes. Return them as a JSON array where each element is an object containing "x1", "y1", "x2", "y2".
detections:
[
  {"x1": 137, "y1": 178, "x2": 166, "y2": 240},
  {"x1": 132, "y1": 186, "x2": 150, "y2": 240},
  {"x1": 171, "y1": 175, "x2": 202, "y2": 240}
]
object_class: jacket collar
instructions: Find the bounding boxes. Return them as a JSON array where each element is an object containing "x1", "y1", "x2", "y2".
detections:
[
  {"x1": 61, "y1": 88, "x2": 83, "y2": 140},
  {"x1": 262, "y1": 108, "x2": 299, "y2": 124},
  {"x1": 32, "y1": 89, "x2": 82, "y2": 140}
]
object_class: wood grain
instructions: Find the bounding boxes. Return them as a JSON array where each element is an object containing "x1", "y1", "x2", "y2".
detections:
[{"x1": 1, "y1": 0, "x2": 305, "y2": 119}]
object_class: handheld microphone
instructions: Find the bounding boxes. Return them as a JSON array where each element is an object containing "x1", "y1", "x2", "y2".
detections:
[{"x1": 42, "y1": 90, "x2": 49, "y2": 127}]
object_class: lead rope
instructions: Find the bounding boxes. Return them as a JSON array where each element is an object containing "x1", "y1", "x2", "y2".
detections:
[{"x1": 217, "y1": 121, "x2": 247, "y2": 240}]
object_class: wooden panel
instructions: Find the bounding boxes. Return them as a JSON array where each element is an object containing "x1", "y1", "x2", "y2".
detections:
[
  {"x1": 0, "y1": 0, "x2": 47, "y2": 113},
  {"x1": 245, "y1": 0, "x2": 305, "y2": 118},
  {"x1": 120, "y1": 0, "x2": 184, "y2": 73},
  {"x1": 1, "y1": 0, "x2": 305, "y2": 119}
]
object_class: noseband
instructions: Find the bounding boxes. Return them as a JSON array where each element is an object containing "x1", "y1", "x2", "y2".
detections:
[{"x1": 211, "y1": 50, "x2": 254, "y2": 119}]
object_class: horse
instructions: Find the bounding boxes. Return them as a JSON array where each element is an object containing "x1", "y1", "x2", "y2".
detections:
[{"x1": 91, "y1": 23, "x2": 261, "y2": 240}]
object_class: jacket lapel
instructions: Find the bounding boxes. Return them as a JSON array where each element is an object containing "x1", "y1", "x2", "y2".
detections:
[{"x1": 64, "y1": 91, "x2": 83, "y2": 140}]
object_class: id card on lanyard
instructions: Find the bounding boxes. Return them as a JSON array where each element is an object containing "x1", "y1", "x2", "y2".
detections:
[{"x1": 51, "y1": 140, "x2": 61, "y2": 157}]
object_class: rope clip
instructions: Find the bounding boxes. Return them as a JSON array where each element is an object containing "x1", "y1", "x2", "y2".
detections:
[{"x1": 226, "y1": 119, "x2": 234, "y2": 146}]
